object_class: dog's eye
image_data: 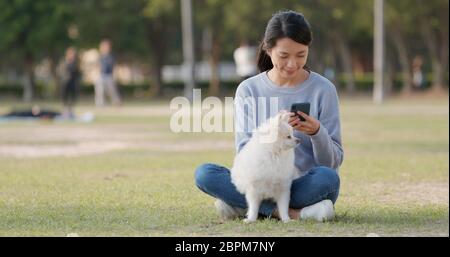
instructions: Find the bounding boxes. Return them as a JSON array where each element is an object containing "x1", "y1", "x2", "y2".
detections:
[{"x1": 287, "y1": 135, "x2": 291, "y2": 139}]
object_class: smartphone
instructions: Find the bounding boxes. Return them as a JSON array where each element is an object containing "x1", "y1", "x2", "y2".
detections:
[{"x1": 290, "y1": 103, "x2": 310, "y2": 121}]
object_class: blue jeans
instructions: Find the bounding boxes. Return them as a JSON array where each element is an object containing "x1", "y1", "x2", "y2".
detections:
[{"x1": 195, "y1": 163, "x2": 340, "y2": 217}]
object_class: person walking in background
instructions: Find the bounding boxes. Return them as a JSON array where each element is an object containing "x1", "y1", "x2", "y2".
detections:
[
  {"x1": 95, "y1": 39, "x2": 121, "y2": 106},
  {"x1": 233, "y1": 40, "x2": 257, "y2": 82},
  {"x1": 59, "y1": 47, "x2": 80, "y2": 118},
  {"x1": 412, "y1": 55, "x2": 424, "y2": 90}
]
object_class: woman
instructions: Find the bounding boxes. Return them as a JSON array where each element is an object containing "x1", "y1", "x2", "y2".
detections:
[
  {"x1": 195, "y1": 10, "x2": 343, "y2": 222},
  {"x1": 61, "y1": 47, "x2": 80, "y2": 118}
]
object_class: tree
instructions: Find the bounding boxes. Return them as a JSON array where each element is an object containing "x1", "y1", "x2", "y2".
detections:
[
  {"x1": 296, "y1": 0, "x2": 373, "y2": 93},
  {"x1": 73, "y1": 0, "x2": 180, "y2": 97},
  {"x1": 0, "y1": 0, "x2": 74, "y2": 101},
  {"x1": 142, "y1": 0, "x2": 181, "y2": 97},
  {"x1": 194, "y1": 0, "x2": 228, "y2": 96},
  {"x1": 386, "y1": 0, "x2": 415, "y2": 95},
  {"x1": 415, "y1": 0, "x2": 449, "y2": 92},
  {"x1": 196, "y1": 0, "x2": 298, "y2": 96}
]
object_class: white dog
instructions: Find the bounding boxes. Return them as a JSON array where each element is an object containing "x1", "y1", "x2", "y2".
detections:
[{"x1": 231, "y1": 112, "x2": 300, "y2": 223}]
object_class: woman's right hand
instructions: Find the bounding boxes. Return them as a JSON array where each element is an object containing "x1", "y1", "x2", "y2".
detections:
[{"x1": 288, "y1": 112, "x2": 320, "y2": 136}]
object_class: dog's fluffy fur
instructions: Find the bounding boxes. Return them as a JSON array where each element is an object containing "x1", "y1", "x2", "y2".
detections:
[{"x1": 231, "y1": 112, "x2": 300, "y2": 223}]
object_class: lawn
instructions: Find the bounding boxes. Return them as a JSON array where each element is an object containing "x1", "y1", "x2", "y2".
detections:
[{"x1": 0, "y1": 96, "x2": 448, "y2": 236}]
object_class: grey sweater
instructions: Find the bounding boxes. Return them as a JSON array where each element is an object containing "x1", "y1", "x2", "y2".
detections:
[{"x1": 234, "y1": 71, "x2": 344, "y2": 172}]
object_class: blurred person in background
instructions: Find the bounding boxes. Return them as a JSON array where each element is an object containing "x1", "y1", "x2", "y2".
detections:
[
  {"x1": 233, "y1": 40, "x2": 257, "y2": 82},
  {"x1": 95, "y1": 39, "x2": 121, "y2": 106},
  {"x1": 59, "y1": 47, "x2": 81, "y2": 119},
  {"x1": 412, "y1": 55, "x2": 424, "y2": 90}
]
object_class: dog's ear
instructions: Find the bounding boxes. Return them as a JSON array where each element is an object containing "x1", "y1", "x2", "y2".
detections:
[
  {"x1": 270, "y1": 113, "x2": 282, "y2": 130},
  {"x1": 275, "y1": 113, "x2": 291, "y2": 136},
  {"x1": 276, "y1": 113, "x2": 283, "y2": 124},
  {"x1": 275, "y1": 112, "x2": 290, "y2": 126},
  {"x1": 278, "y1": 110, "x2": 289, "y2": 119},
  {"x1": 279, "y1": 112, "x2": 291, "y2": 124},
  {"x1": 270, "y1": 112, "x2": 289, "y2": 133}
]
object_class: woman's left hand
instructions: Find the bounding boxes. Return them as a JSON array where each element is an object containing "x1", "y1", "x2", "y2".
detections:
[{"x1": 288, "y1": 111, "x2": 320, "y2": 135}]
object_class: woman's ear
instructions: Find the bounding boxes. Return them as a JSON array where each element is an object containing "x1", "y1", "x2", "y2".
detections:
[{"x1": 266, "y1": 48, "x2": 272, "y2": 58}]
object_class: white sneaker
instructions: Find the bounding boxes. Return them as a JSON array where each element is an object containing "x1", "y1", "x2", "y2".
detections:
[
  {"x1": 299, "y1": 199, "x2": 335, "y2": 222},
  {"x1": 214, "y1": 199, "x2": 246, "y2": 220}
]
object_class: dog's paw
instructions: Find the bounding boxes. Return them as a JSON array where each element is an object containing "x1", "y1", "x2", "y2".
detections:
[
  {"x1": 281, "y1": 218, "x2": 292, "y2": 223},
  {"x1": 243, "y1": 218, "x2": 256, "y2": 224}
]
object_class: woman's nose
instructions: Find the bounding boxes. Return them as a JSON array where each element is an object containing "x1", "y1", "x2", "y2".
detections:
[
  {"x1": 286, "y1": 59, "x2": 297, "y2": 69},
  {"x1": 287, "y1": 60, "x2": 296, "y2": 68}
]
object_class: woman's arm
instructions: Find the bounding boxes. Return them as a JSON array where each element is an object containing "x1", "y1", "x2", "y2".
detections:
[
  {"x1": 309, "y1": 86, "x2": 344, "y2": 169},
  {"x1": 289, "y1": 86, "x2": 344, "y2": 170},
  {"x1": 234, "y1": 85, "x2": 254, "y2": 153}
]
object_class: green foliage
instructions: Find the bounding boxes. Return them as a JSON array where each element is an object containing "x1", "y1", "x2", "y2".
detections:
[
  {"x1": 143, "y1": 0, "x2": 176, "y2": 18},
  {"x1": 0, "y1": 0, "x2": 448, "y2": 97},
  {"x1": 72, "y1": 0, "x2": 149, "y2": 58},
  {"x1": 0, "y1": 0, "x2": 74, "y2": 62}
]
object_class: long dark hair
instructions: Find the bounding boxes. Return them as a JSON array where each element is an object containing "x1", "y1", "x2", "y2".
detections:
[{"x1": 257, "y1": 10, "x2": 313, "y2": 73}]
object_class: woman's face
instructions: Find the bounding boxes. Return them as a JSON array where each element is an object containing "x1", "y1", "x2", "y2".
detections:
[{"x1": 267, "y1": 37, "x2": 309, "y2": 79}]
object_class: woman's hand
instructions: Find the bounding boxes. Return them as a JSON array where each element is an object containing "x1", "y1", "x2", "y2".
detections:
[{"x1": 288, "y1": 111, "x2": 320, "y2": 135}]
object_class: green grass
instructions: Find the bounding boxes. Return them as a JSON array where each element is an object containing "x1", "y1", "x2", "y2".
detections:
[{"x1": 0, "y1": 96, "x2": 448, "y2": 236}]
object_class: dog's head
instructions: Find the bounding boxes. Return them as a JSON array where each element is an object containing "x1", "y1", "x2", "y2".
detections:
[{"x1": 258, "y1": 111, "x2": 300, "y2": 149}]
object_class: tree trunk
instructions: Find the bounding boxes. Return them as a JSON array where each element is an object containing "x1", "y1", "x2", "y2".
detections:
[
  {"x1": 149, "y1": 57, "x2": 163, "y2": 97},
  {"x1": 431, "y1": 58, "x2": 444, "y2": 91},
  {"x1": 23, "y1": 55, "x2": 35, "y2": 102},
  {"x1": 420, "y1": 22, "x2": 445, "y2": 91},
  {"x1": 385, "y1": 55, "x2": 395, "y2": 96},
  {"x1": 439, "y1": 29, "x2": 449, "y2": 89},
  {"x1": 335, "y1": 34, "x2": 355, "y2": 93},
  {"x1": 147, "y1": 22, "x2": 167, "y2": 97},
  {"x1": 390, "y1": 29, "x2": 412, "y2": 95},
  {"x1": 323, "y1": 45, "x2": 339, "y2": 88},
  {"x1": 49, "y1": 55, "x2": 62, "y2": 99},
  {"x1": 208, "y1": 37, "x2": 221, "y2": 96}
]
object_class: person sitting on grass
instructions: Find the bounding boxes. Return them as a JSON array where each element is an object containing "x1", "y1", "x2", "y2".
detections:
[{"x1": 195, "y1": 10, "x2": 343, "y2": 222}]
